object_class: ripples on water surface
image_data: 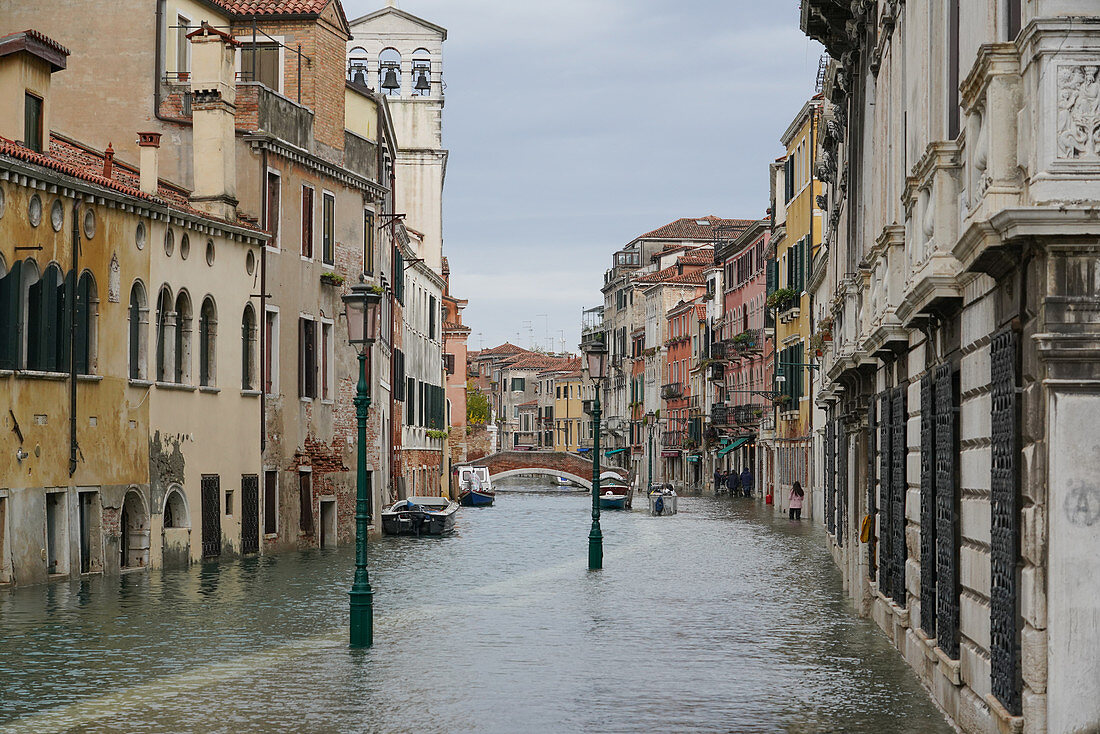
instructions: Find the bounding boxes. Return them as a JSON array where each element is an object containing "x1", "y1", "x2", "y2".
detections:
[{"x1": 0, "y1": 483, "x2": 953, "y2": 733}]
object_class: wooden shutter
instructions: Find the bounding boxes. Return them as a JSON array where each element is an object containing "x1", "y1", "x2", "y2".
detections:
[
  {"x1": 264, "y1": 470, "x2": 277, "y2": 534},
  {"x1": 301, "y1": 187, "x2": 313, "y2": 258},
  {"x1": 267, "y1": 172, "x2": 280, "y2": 243},
  {"x1": 55, "y1": 270, "x2": 72, "y2": 374},
  {"x1": 74, "y1": 273, "x2": 91, "y2": 375},
  {"x1": 298, "y1": 318, "x2": 305, "y2": 398},
  {"x1": 27, "y1": 276, "x2": 44, "y2": 370},
  {"x1": 264, "y1": 312, "x2": 274, "y2": 393},
  {"x1": 0, "y1": 262, "x2": 21, "y2": 369},
  {"x1": 298, "y1": 472, "x2": 313, "y2": 532}
]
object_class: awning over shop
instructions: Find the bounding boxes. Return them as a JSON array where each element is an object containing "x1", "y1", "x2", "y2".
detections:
[
  {"x1": 717, "y1": 437, "x2": 750, "y2": 456},
  {"x1": 604, "y1": 448, "x2": 627, "y2": 456}
]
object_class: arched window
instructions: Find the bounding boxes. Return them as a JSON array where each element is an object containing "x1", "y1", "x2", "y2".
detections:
[
  {"x1": 378, "y1": 48, "x2": 401, "y2": 96},
  {"x1": 163, "y1": 485, "x2": 190, "y2": 528},
  {"x1": 199, "y1": 296, "x2": 217, "y2": 387},
  {"x1": 174, "y1": 290, "x2": 193, "y2": 384},
  {"x1": 0, "y1": 255, "x2": 19, "y2": 369},
  {"x1": 155, "y1": 286, "x2": 173, "y2": 382},
  {"x1": 129, "y1": 281, "x2": 148, "y2": 380},
  {"x1": 27, "y1": 262, "x2": 65, "y2": 372},
  {"x1": 74, "y1": 270, "x2": 98, "y2": 375},
  {"x1": 242, "y1": 303, "x2": 257, "y2": 390}
]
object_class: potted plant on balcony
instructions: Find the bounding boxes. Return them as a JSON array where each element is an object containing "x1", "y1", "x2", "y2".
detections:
[
  {"x1": 766, "y1": 287, "x2": 798, "y2": 311},
  {"x1": 320, "y1": 271, "x2": 346, "y2": 287},
  {"x1": 731, "y1": 331, "x2": 757, "y2": 351}
]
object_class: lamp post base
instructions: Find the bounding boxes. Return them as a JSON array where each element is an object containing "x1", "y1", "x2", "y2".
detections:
[
  {"x1": 349, "y1": 587, "x2": 374, "y2": 648},
  {"x1": 588, "y1": 525, "x2": 603, "y2": 571}
]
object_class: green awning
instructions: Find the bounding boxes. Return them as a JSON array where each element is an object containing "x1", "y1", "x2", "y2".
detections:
[
  {"x1": 717, "y1": 437, "x2": 749, "y2": 456},
  {"x1": 604, "y1": 448, "x2": 627, "y2": 456},
  {"x1": 686, "y1": 455, "x2": 701, "y2": 462}
]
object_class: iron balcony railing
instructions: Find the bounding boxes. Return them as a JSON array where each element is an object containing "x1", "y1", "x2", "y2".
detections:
[
  {"x1": 660, "y1": 382, "x2": 684, "y2": 400},
  {"x1": 661, "y1": 431, "x2": 683, "y2": 448}
]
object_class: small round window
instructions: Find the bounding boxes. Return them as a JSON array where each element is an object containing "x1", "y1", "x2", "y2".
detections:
[
  {"x1": 136, "y1": 221, "x2": 146, "y2": 250},
  {"x1": 164, "y1": 228, "x2": 175, "y2": 256},
  {"x1": 180, "y1": 234, "x2": 190, "y2": 260},
  {"x1": 83, "y1": 208, "x2": 96, "y2": 239},
  {"x1": 205, "y1": 239, "x2": 215, "y2": 266},
  {"x1": 28, "y1": 194, "x2": 42, "y2": 227},
  {"x1": 50, "y1": 199, "x2": 64, "y2": 232},
  {"x1": 246, "y1": 249, "x2": 256, "y2": 275}
]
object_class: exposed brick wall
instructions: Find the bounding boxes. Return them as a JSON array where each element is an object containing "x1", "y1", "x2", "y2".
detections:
[
  {"x1": 470, "y1": 451, "x2": 627, "y2": 483},
  {"x1": 466, "y1": 424, "x2": 492, "y2": 462}
]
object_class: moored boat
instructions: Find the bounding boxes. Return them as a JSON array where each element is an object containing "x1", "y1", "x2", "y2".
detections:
[
  {"x1": 381, "y1": 497, "x2": 459, "y2": 536},
  {"x1": 457, "y1": 466, "x2": 495, "y2": 507},
  {"x1": 597, "y1": 481, "x2": 629, "y2": 510}
]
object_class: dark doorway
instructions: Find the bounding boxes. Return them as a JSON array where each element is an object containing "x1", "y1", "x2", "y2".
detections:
[
  {"x1": 241, "y1": 475, "x2": 259, "y2": 554},
  {"x1": 201, "y1": 476, "x2": 222, "y2": 558}
]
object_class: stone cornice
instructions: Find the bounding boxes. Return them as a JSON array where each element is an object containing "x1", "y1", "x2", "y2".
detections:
[
  {"x1": 960, "y1": 43, "x2": 1021, "y2": 112},
  {"x1": 244, "y1": 133, "x2": 388, "y2": 201},
  {"x1": 904, "y1": 141, "x2": 963, "y2": 210}
]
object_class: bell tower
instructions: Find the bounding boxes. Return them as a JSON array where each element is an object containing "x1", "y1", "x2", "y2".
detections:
[{"x1": 348, "y1": 2, "x2": 448, "y2": 274}]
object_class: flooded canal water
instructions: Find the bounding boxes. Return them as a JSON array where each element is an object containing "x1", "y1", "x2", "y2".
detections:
[{"x1": 0, "y1": 484, "x2": 953, "y2": 733}]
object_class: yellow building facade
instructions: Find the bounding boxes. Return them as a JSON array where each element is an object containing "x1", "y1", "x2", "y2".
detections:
[
  {"x1": 768, "y1": 97, "x2": 823, "y2": 505},
  {"x1": 552, "y1": 372, "x2": 583, "y2": 453}
]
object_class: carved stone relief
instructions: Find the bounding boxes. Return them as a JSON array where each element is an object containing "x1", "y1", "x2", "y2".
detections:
[{"x1": 1057, "y1": 65, "x2": 1100, "y2": 160}]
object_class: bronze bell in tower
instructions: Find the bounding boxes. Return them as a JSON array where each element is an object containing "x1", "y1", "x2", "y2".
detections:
[
  {"x1": 414, "y1": 69, "x2": 430, "y2": 93},
  {"x1": 381, "y1": 66, "x2": 400, "y2": 93}
]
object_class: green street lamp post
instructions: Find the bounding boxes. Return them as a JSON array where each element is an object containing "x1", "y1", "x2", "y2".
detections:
[
  {"x1": 645, "y1": 411, "x2": 655, "y2": 491},
  {"x1": 343, "y1": 281, "x2": 383, "y2": 649},
  {"x1": 581, "y1": 335, "x2": 609, "y2": 571}
]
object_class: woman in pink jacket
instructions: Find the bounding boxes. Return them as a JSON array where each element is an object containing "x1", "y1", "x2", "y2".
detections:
[{"x1": 789, "y1": 482, "x2": 805, "y2": 520}]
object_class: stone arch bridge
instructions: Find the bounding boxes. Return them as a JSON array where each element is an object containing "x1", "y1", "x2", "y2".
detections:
[{"x1": 458, "y1": 451, "x2": 629, "y2": 490}]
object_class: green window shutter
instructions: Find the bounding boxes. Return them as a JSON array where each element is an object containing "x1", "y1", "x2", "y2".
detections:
[
  {"x1": 0, "y1": 261, "x2": 21, "y2": 369},
  {"x1": 74, "y1": 273, "x2": 91, "y2": 374},
  {"x1": 765, "y1": 258, "x2": 777, "y2": 295},
  {"x1": 57, "y1": 269, "x2": 74, "y2": 373},
  {"x1": 804, "y1": 236, "x2": 814, "y2": 289}
]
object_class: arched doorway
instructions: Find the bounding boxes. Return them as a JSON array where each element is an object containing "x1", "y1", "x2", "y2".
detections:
[
  {"x1": 120, "y1": 489, "x2": 150, "y2": 570},
  {"x1": 161, "y1": 485, "x2": 191, "y2": 569}
]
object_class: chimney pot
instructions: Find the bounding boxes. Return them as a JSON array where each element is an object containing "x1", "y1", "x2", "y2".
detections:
[
  {"x1": 137, "y1": 133, "x2": 160, "y2": 195},
  {"x1": 102, "y1": 143, "x2": 114, "y2": 179}
]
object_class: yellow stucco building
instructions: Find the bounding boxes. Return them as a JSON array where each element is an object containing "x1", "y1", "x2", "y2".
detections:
[
  {"x1": 553, "y1": 371, "x2": 584, "y2": 453},
  {"x1": 767, "y1": 96, "x2": 823, "y2": 508}
]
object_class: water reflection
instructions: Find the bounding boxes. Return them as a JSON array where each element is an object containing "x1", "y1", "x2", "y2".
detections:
[{"x1": 0, "y1": 488, "x2": 952, "y2": 733}]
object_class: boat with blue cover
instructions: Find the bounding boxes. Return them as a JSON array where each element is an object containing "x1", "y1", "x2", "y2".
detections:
[{"x1": 457, "y1": 466, "x2": 495, "y2": 507}]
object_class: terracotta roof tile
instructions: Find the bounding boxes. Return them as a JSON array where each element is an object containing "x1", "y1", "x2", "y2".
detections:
[
  {"x1": 210, "y1": 0, "x2": 331, "y2": 16},
  {"x1": 635, "y1": 216, "x2": 755, "y2": 242},
  {"x1": 634, "y1": 262, "x2": 707, "y2": 285},
  {"x1": 0, "y1": 134, "x2": 264, "y2": 233},
  {"x1": 506, "y1": 355, "x2": 580, "y2": 372}
]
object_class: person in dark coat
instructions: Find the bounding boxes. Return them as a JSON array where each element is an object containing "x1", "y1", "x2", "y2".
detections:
[
  {"x1": 726, "y1": 470, "x2": 740, "y2": 494},
  {"x1": 714, "y1": 468, "x2": 724, "y2": 493},
  {"x1": 740, "y1": 467, "x2": 754, "y2": 497}
]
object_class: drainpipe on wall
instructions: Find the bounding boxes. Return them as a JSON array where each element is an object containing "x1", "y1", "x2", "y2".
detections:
[
  {"x1": 153, "y1": 0, "x2": 174, "y2": 125},
  {"x1": 259, "y1": 147, "x2": 268, "y2": 455},
  {"x1": 389, "y1": 149, "x2": 399, "y2": 502},
  {"x1": 69, "y1": 199, "x2": 81, "y2": 477}
]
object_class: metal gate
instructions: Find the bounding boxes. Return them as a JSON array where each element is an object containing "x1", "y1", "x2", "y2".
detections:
[
  {"x1": 241, "y1": 475, "x2": 259, "y2": 555},
  {"x1": 201, "y1": 475, "x2": 221, "y2": 558},
  {"x1": 879, "y1": 392, "x2": 892, "y2": 593},
  {"x1": 990, "y1": 329, "x2": 1020, "y2": 714},
  {"x1": 825, "y1": 417, "x2": 835, "y2": 535},
  {"x1": 891, "y1": 386, "x2": 907, "y2": 606},
  {"x1": 867, "y1": 401, "x2": 877, "y2": 581},
  {"x1": 920, "y1": 372, "x2": 937, "y2": 637},
  {"x1": 935, "y1": 363, "x2": 960, "y2": 658},
  {"x1": 837, "y1": 422, "x2": 846, "y2": 547}
]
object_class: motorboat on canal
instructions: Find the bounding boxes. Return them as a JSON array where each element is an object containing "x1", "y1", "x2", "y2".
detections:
[
  {"x1": 597, "y1": 479, "x2": 629, "y2": 510},
  {"x1": 457, "y1": 466, "x2": 495, "y2": 507},
  {"x1": 381, "y1": 496, "x2": 459, "y2": 536},
  {"x1": 648, "y1": 484, "x2": 678, "y2": 516}
]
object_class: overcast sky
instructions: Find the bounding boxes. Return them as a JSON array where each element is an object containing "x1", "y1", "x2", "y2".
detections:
[{"x1": 345, "y1": 0, "x2": 824, "y2": 353}]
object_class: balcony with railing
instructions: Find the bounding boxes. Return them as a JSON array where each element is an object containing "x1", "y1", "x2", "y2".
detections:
[
  {"x1": 711, "y1": 403, "x2": 728, "y2": 425},
  {"x1": 660, "y1": 382, "x2": 684, "y2": 400},
  {"x1": 661, "y1": 431, "x2": 683, "y2": 449}
]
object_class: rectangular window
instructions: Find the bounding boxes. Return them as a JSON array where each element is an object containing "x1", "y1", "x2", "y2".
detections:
[
  {"x1": 298, "y1": 471, "x2": 313, "y2": 532},
  {"x1": 364, "y1": 210, "x2": 375, "y2": 274},
  {"x1": 264, "y1": 470, "x2": 277, "y2": 535},
  {"x1": 176, "y1": 14, "x2": 191, "y2": 75},
  {"x1": 266, "y1": 170, "x2": 280, "y2": 249},
  {"x1": 24, "y1": 93, "x2": 43, "y2": 153},
  {"x1": 241, "y1": 42, "x2": 280, "y2": 91},
  {"x1": 298, "y1": 317, "x2": 317, "y2": 399},
  {"x1": 301, "y1": 186, "x2": 314, "y2": 259},
  {"x1": 1006, "y1": 0, "x2": 1021, "y2": 39},
  {"x1": 429, "y1": 295, "x2": 437, "y2": 341},
  {"x1": 948, "y1": 0, "x2": 961, "y2": 138},
  {"x1": 321, "y1": 320, "x2": 333, "y2": 401},
  {"x1": 406, "y1": 376, "x2": 415, "y2": 423},
  {"x1": 511, "y1": 377, "x2": 525, "y2": 392},
  {"x1": 264, "y1": 309, "x2": 279, "y2": 394},
  {"x1": 322, "y1": 192, "x2": 335, "y2": 266}
]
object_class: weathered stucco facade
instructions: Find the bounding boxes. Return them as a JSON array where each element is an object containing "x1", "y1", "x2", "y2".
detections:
[{"x1": 803, "y1": 2, "x2": 1100, "y2": 732}]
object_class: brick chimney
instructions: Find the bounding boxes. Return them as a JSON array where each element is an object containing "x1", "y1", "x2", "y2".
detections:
[
  {"x1": 137, "y1": 132, "x2": 161, "y2": 194},
  {"x1": 188, "y1": 23, "x2": 239, "y2": 219},
  {"x1": 102, "y1": 143, "x2": 114, "y2": 178}
]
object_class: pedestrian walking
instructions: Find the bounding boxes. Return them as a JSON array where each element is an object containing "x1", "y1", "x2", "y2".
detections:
[
  {"x1": 727, "y1": 469, "x2": 740, "y2": 495},
  {"x1": 714, "y1": 468, "x2": 723, "y2": 493},
  {"x1": 789, "y1": 482, "x2": 805, "y2": 520},
  {"x1": 740, "y1": 467, "x2": 753, "y2": 498}
]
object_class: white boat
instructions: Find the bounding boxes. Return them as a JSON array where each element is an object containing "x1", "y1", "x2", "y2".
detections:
[
  {"x1": 648, "y1": 484, "x2": 678, "y2": 516},
  {"x1": 381, "y1": 497, "x2": 459, "y2": 536}
]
